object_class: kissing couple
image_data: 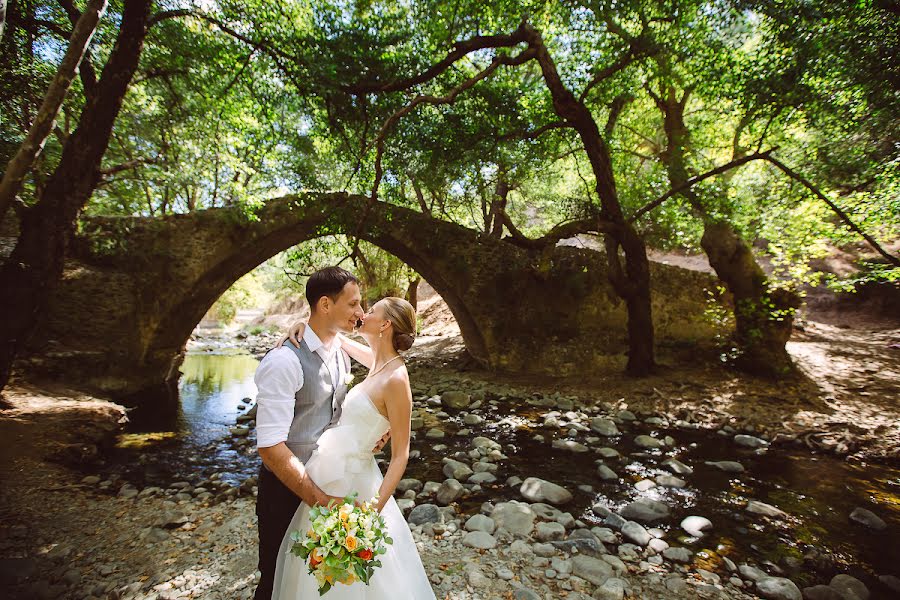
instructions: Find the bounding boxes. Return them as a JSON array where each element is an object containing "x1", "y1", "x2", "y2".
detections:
[{"x1": 253, "y1": 266, "x2": 435, "y2": 599}]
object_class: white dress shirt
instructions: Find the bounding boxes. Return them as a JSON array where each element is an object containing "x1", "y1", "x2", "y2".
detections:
[{"x1": 255, "y1": 325, "x2": 343, "y2": 449}]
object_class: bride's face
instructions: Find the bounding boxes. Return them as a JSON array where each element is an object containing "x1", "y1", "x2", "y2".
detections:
[{"x1": 359, "y1": 301, "x2": 389, "y2": 337}]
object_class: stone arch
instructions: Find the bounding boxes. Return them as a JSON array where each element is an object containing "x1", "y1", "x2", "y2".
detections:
[{"x1": 22, "y1": 192, "x2": 720, "y2": 398}]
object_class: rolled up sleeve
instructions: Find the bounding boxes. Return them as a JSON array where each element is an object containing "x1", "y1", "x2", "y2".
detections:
[{"x1": 254, "y1": 347, "x2": 303, "y2": 449}]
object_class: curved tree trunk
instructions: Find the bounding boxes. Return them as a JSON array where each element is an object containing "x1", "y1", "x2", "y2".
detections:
[
  {"x1": 655, "y1": 85, "x2": 797, "y2": 376},
  {"x1": 524, "y1": 25, "x2": 655, "y2": 375},
  {"x1": 0, "y1": 0, "x2": 152, "y2": 391}
]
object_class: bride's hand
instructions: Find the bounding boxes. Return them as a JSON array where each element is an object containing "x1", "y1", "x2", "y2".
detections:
[{"x1": 277, "y1": 321, "x2": 306, "y2": 348}]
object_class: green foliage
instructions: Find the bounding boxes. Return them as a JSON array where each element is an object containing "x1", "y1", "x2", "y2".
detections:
[{"x1": 206, "y1": 271, "x2": 270, "y2": 324}]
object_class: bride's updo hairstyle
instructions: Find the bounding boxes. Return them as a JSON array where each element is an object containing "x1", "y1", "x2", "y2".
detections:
[{"x1": 381, "y1": 297, "x2": 416, "y2": 352}]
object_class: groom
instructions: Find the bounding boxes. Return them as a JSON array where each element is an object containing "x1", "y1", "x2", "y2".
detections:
[{"x1": 254, "y1": 266, "x2": 387, "y2": 599}]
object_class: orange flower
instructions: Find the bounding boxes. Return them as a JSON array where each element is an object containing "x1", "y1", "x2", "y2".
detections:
[
  {"x1": 358, "y1": 549, "x2": 373, "y2": 561},
  {"x1": 309, "y1": 548, "x2": 322, "y2": 567},
  {"x1": 344, "y1": 535, "x2": 358, "y2": 551}
]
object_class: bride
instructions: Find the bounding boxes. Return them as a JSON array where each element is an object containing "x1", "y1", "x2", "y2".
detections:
[{"x1": 271, "y1": 297, "x2": 436, "y2": 599}]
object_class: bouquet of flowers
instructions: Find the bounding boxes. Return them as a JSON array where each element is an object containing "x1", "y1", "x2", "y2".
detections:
[{"x1": 289, "y1": 493, "x2": 393, "y2": 595}]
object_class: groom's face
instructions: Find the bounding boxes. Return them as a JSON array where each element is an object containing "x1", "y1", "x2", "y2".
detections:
[{"x1": 328, "y1": 281, "x2": 364, "y2": 333}]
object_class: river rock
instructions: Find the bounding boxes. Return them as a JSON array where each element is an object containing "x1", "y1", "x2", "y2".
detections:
[
  {"x1": 442, "y1": 459, "x2": 473, "y2": 480},
  {"x1": 829, "y1": 574, "x2": 870, "y2": 600},
  {"x1": 849, "y1": 507, "x2": 886, "y2": 530},
  {"x1": 747, "y1": 500, "x2": 789, "y2": 518},
  {"x1": 594, "y1": 577, "x2": 627, "y2": 600},
  {"x1": 662, "y1": 458, "x2": 693, "y2": 475},
  {"x1": 734, "y1": 434, "x2": 769, "y2": 448},
  {"x1": 463, "y1": 413, "x2": 483, "y2": 426},
  {"x1": 705, "y1": 460, "x2": 745, "y2": 473},
  {"x1": 655, "y1": 475, "x2": 687, "y2": 488},
  {"x1": 591, "y1": 418, "x2": 620, "y2": 437},
  {"x1": 491, "y1": 501, "x2": 536, "y2": 536},
  {"x1": 634, "y1": 479, "x2": 656, "y2": 492},
  {"x1": 617, "y1": 410, "x2": 636, "y2": 421},
  {"x1": 229, "y1": 426, "x2": 249, "y2": 437},
  {"x1": 571, "y1": 555, "x2": 613, "y2": 585},
  {"x1": 436, "y1": 479, "x2": 464, "y2": 505},
  {"x1": 662, "y1": 547, "x2": 693, "y2": 563},
  {"x1": 520, "y1": 477, "x2": 572, "y2": 505},
  {"x1": 756, "y1": 576, "x2": 802, "y2": 600},
  {"x1": 462, "y1": 531, "x2": 497, "y2": 550},
  {"x1": 597, "y1": 464, "x2": 618, "y2": 481},
  {"x1": 465, "y1": 514, "x2": 496, "y2": 534},
  {"x1": 535, "y1": 522, "x2": 566, "y2": 542},
  {"x1": 802, "y1": 585, "x2": 843, "y2": 600},
  {"x1": 408, "y1": 504, "x2": 444, "y2": 525},
  {"x1": 681, "y1": 515, "x2": 713, "y2": 537},
  {"x1": 425, "y1": 428, "x2": 444, "y2": 440},
  {"x1": 441, "y1": 391, "x2": 471, "y2": 409},
  {"x1": 739, "y1": 564, "x2": 769, "y2": 581},
  {"x1": 620, "y1": 521, "x2": 651, "y2": 546},
  {"x1": 634, "y1": 435, "x2": 663, "y2": 449},
  {"x1": 81, "y1": 475, "x2": 101, "y2": 485},
  {"x1": 397, "y1": 478, "x2": 423, "y2": 493},
  {"x1": 597, "y1": 447, "x2": 620, "y2": 458},
  {"x1": 618, "y1": 498, "x2": 670, "y2": 522},
  {"x1": 468, "y1": 471, "x2": 497, "y2": 484},
  {"x1": 554, "y1": 439, "x2": 589, "y2": 453}
]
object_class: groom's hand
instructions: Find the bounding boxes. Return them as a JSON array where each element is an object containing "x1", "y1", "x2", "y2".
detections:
[{"x1": 371, "y1": 430, "x2": 391, "y2": 454}]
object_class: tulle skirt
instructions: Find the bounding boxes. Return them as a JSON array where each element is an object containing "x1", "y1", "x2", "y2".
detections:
[{"x1": 271, "y1": 451, "x2": 436, "y2": 600}]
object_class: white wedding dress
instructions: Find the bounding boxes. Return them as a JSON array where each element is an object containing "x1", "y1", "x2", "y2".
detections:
[{"x1": 272, "y1": 386, "x2": 436, "y2": 599}]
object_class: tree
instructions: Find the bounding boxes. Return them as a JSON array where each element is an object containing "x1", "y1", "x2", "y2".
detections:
[
  {"x1": 0, "y1": 0, "x2": 153, "y2": 390},
  {"x1": 0, "y1": 0, "x2": 107, "y2": 223}
]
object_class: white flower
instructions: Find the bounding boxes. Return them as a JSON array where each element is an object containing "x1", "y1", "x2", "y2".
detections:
[{"x1": 344, "y1": 373, "x2": 355, "y2": 385}]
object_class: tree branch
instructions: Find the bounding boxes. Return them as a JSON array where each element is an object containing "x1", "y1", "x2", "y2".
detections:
[
  {"x1": 629, "y1": 148, "x2": 777, "y2": 223},
  {"x1": 342, "y1": 22, "x2": 531, "y2": 95},
  {"x1": 763, "y1": 156, "x2": 900, "y2": 267}
]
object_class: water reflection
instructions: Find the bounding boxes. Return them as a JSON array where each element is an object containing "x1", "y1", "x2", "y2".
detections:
[{"x1": 114, "y1": 352, "x2": 260, "y2": 486}]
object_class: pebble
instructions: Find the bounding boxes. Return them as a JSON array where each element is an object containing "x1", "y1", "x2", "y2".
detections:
[
  {"x1": 829, "y1": 574, "x2": 870, "y2": 600},
  {"x1": 680, "y1": 515, "x2": 713, "y2": 537},
  {"x1": 620, "y1": 521, "x2": 652, "y2": 546},
  {"x1": 662, "y1": 547, "x2": 692, "y2": 563},
  {"x1": 756, "y1": 576, "x2": 802, "y2": 600},
  {"x1": 634, "y1": 435, "x2": 664, "y2": 449},
  {"x1": 849, "y1": 507, "x2": 886, "y2": 530},
  {"x1": 591, "y1": 418, "x2": 620, "y2": 437},
  {"x1": 746, "y1": 500, "x2": 789, "y2": 518},
  {"x1": 734, "y1": 434, "x2": 769, "y2": 448},
  {"x1": 662, "y1": 458, "x2": 694, "y2": 474},
  {"x1": 462, "y1": 531, "x2": 497, "y2": 550},
  {"x1": 597, "y1": 464, "x2": 618, "y2": 481},
  {"x1": 705, "y1": 460, "x2": 745, "y2": 473},
  {"x1": 618, "y1": 498, "x2": 670, "y2": 522}
]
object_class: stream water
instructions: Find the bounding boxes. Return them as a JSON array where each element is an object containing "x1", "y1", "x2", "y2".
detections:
[{"x1": 112, "y1": 352, "x2": 900, "y2": 598}]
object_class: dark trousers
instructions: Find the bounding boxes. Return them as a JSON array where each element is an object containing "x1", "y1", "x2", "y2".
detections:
[{"x1": 255, "y1": 465, "x2": 303, "y2": 600}]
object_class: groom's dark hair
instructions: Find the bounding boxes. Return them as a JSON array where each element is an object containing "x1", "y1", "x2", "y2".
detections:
[{"x1": 306, "y1": 266, "x2": 358, "y2": 312}]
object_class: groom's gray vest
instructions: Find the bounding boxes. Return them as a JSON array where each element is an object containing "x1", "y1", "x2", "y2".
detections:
[{"x1": 276, "y1": 338, "x2": 350, "y2": 465}]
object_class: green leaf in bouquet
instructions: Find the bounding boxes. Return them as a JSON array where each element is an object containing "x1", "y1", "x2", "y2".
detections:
[
  {"x1": 384, "y1": 536, "x2": 394, "y2": 545},
  {"x1": 318, "y1": 581, "x2": 331, "y2": 596},
  {"x1": 353, "y1": 562, "x2": 367, "y2": 583}
]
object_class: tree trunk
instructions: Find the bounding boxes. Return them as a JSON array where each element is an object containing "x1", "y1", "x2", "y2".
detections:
[
  {"x1": 0, "y1": 0, "x2": 152, "y2": 391},
  {"x1": 701, "y1": 222, "x2": 798, "y2": 376},
  {"x1": 524, "y1": 25, "x2": 655, "y2": 374},
  {"x1": 406, "y1": 277, "x2": 420, "y2": 311},
  {"x1": 0, "y1": 0, "x2": 107, "y2": 223},
  {"x1": 656, "y1": 86, "x2": 797, "y2": 376}
]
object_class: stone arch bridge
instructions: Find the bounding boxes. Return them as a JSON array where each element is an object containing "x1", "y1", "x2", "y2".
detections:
[{"x1": 19, "y1": 193, "x2": 719, "y2": 399}]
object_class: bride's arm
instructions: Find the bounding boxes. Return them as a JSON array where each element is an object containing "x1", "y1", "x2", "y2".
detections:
[
  {"x1": 337, "y1": 333, "x2": 374, "y2": 370},
  {"x1": 375, "y1": 374, "x2": 412, "y2": 512}
]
